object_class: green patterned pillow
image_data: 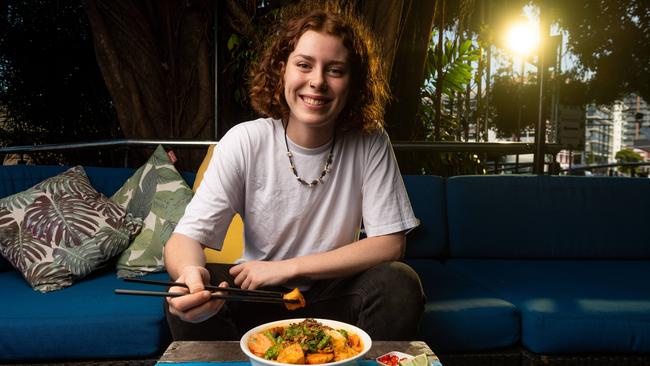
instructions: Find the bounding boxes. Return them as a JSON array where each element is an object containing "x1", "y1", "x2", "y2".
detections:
[
  {"x1": 0, "y1": 166, "x2": 143, "y2": 292},
  {"x1": 111, "y1": 145, "x2": 193, "y2": 277}
]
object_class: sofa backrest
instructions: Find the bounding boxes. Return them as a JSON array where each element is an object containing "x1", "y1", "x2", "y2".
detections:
[
  {"x1": 0, "y1": 165, "x2": 196, "y2": 198},
  {"x1": 446, "y1": 175, "x2": 650, "y2": 259},
  {"x1": 403, "y1": 175, "x2": 448, "y2": 258}
]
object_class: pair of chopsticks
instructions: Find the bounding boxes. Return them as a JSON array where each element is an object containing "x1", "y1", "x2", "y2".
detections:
[{"x1": 114, "y1": 277, "x2": 299, "y2": 304}]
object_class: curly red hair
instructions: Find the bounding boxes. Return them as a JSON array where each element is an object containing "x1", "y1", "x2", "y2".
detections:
[{"x1": 249, "y1": 9, "x2": 388, "y2": 133}]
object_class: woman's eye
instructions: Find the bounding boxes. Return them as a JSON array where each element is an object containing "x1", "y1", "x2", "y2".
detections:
[
  {"x1": 297, "y1": 63, "x2": 311, "y2": 70},
  {"x1": 328, "y1": 68, "x2": 344, "y2": 76}
]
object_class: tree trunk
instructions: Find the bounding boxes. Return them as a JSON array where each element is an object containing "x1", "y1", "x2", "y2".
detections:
[
  {"x1": 83, "y1": 0, "x2": 214, "y2": 171},
  {"x1": 383, "y1": 0, "x2": 437, "y2": 141}
]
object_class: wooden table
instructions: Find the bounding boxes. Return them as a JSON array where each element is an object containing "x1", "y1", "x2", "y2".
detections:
[{"x1": 158, "y1": 341, "x2": 439, "y2": 363}]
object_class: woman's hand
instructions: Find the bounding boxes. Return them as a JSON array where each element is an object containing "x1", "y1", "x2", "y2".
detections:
[
  {"x1": 230, "y1": 260, "x2": 296, "y2": 290},
  {"x1": 166, "y1": 265, "x2": 227, "y2": 323}
]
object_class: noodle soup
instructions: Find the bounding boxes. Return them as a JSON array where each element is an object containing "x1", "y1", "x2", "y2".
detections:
[{"x1": 241, "y1": 318, "x2": 371, "y2": 366}]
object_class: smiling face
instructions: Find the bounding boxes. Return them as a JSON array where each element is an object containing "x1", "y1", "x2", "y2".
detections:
[{"x1": 282, "y1": 30, "x2": 350, "y2": 144}]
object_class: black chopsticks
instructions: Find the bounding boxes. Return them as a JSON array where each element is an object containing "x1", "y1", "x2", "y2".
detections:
[{"x1": 114, "y1": 277, "x2": 299, "y2": 304}]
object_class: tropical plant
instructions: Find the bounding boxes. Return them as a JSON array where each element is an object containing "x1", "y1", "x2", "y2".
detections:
[
  {"x1": 615, "y1": 148, "x2": 644, "y2": 176},
  {"x1": 419, "y1": 38, "x2": 480, "y2": 141}
]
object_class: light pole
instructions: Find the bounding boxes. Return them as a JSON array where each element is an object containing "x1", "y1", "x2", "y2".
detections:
[
  {"x1": 505, "y1": 16, "x2": 539, "y2": 173},
  {"x1": 533, "y1": 9, "x2": 547, "y2": 175}
]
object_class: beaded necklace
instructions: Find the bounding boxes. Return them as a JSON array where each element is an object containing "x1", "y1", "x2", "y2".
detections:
[{"x1": 283, "y1": 121, "x2": 335, "y2": 188}]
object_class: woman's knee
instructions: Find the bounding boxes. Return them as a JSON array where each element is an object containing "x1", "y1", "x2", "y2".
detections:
[{"x1": 366, "y1": 262, "x2": 424, "y2": 306}]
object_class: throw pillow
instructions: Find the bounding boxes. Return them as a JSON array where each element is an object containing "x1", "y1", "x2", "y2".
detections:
[
  {"x1": 0, "y1": 166, "x2": 142, "y2": 292},
  {"x1": 111, "y1": 145, "x2": 193, "y2": 277},
  {"x1": 194, "y1": 145, "x2": 244, "y2": 264}
]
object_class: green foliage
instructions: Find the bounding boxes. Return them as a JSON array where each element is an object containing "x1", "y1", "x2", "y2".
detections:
[
  {"x1": 222, "y1": 8, "x2": 281, "y2": 108},
  {"x1": 422, "y1": 39, "x2": 479, "y2": 98},
  {"x1": 418, "y1": 38, "x2": 479, "y2": 141},
  {"x1": 615, "y1": 148, "x2": 644, "y2": 175},
  {"x1": 408, "y1": 36, "x2": 483, "y2": 176},
  {"x1": 547, "y1": 0, "x2": 650, "y2": 103},
  {"x1": 396, "y1": 151, "x2": 484, "y2": 176}
]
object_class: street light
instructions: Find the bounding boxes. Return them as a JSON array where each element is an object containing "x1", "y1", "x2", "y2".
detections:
[
  {"x1": 505, "y1": 18, "x2": 539, "y2": 171},
  {"x1": 505, "y1": 19, "x2": 539, "y2": 59},
  {"x1": 506, "y1": 19, "x2": 538, "y2": 142},
  {"x1": 504, "y1": 14, "x2": 546, "y2": 174}
]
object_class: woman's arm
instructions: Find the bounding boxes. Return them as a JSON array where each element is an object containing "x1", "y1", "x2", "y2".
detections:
[
  {"x1": 164, "y1": 233, "x2": 228, "y2": 323},
  {"x1": 229, "y1": 232, "x2": 405, "y2": 290},
  {"x1": 164, "y1": 233, "x2": 207, "y2": 280}
]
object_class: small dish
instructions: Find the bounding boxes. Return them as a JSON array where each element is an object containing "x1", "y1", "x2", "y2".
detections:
[{"x1": 376, "y1": 351, "x2": 413, "y2": 366}]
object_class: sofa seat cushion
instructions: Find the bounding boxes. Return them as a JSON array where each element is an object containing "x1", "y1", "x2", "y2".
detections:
[
  {"x1": 407, "y1": 259, "x2": 520, "y2": 353},
  {"x1": 0, "y1": 269, "x2": 170, "y2": 361},
  {"x1": 449, "y1": 259, "x2": 650, "y2": 354}
]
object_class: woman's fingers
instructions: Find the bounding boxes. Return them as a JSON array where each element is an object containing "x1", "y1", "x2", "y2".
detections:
[
  {"x1": 167, "y1": 280, "x2": 232, "y2": 323},
  {"x1": 169, "y1": 296, "x2": 225, "y2": 323},
  {"x1": 229, "y1": 261, "x2": 288, "y2": 290},
  {"x1": 168, "y1": 289, "x2": 211, "y2": 312}
]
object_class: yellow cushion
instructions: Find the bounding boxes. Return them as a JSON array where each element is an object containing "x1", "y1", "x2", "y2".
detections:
[{"x1": 193, "y1": 145, "x2": 244, "y2": 264}]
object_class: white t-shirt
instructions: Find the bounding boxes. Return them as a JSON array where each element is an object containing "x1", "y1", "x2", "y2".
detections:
[{"x1": 174, "y1": 118, "x2": 418, "y2": 262}]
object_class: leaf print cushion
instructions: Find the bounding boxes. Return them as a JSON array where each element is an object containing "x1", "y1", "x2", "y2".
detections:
[
  {"x1": 0, "y1": 166, "x2": 142, "y2": 292},
  {"x1": 111, "y1": 145, "x2": 193, "y2": 278}
]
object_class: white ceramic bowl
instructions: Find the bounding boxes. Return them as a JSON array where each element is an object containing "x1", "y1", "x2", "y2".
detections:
[{"x1": 240, "y1": 318, "x2": 372, "y2": 366}]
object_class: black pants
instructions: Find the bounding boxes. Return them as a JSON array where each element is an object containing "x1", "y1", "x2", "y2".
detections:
[{"x1": 164, "y1": 261, "x2": 425, "y2": 341}]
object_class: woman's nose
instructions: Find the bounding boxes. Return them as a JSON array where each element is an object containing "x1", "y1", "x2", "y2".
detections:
[{"x1": 309, "y1": 72, "x2": 327, "y2": 91}]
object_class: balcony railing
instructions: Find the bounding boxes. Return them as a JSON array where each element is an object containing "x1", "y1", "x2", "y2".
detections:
[{"x1": 2, "y1": 140, "x2": 646, "y2": 176}]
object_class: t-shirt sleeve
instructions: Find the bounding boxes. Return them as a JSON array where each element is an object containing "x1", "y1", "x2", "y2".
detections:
[
  {"x1": 361, "y1": 130, "x2": 419, "y2": 237},
  {"x1": 173, "y1": 128, "x2": 246, "y2": 250}
]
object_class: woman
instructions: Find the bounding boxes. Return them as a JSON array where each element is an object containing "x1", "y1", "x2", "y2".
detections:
[{"x1": 164, "y1": 8, "x2": 424, "y2": 341}]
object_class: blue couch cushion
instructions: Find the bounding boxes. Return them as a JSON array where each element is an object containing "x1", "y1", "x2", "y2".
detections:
[
  {"x1": 449, "y1": 259, "x2": 650, "y2": 354},
  {"x1": 403, "y1": 176, "x2": 447, "y2": 258},
  {"x1": 407, "y1": 259, "x2": 520, "y2": 352},
  {"x1": 0, "y1": 165, "x2": 195, "y2": 199},
  {"x1": 446, "y1": 176, "x2": 650, "y2": 259},
  {"x1": 0, "y1": 269, "x2": 171, "y2": 361}
]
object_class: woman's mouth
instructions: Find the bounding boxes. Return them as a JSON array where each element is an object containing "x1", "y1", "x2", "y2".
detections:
[{"x1": 301, "y1": 96, "x2": 330, "y2": 106}]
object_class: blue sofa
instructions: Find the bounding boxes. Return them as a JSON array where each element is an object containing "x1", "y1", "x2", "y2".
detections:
[
  {"x1": 404, "y1": 175, "x2": 650, "y2": 365},
  {"x1": 2, "y1": 166, "x2": 650, "y2": 366},
  {"x1": 0, "y1": 165, "x2": 195, "y2": 365}
]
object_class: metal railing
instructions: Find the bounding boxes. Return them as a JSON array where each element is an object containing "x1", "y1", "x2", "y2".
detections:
[
  {"x1": 0, "y1": 139, "x2": 217, "y2": 154},
  {"x1": 6, "y1": 139, "x2": 644, "y2": 177},
  {"x1": 561, "y1": 161, "x2": 650, "y2": 175}
]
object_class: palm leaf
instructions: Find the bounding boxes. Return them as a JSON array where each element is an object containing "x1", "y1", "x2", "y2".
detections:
[
  {"x1": 24, "y1": 195, "x2": 99, "y2": 246},
  {"x1": 53, "y1": 238, "x2": 102, "y2": 276},
  {"x1": 91, "y1": 194, "x2": 127, "y2": 218},
  {"x1": 95, "y1": 224, "x2": 132, "y2": 258},
  {"x1": 150, "y1": 187, "x2": 192, "y2": 219},
  {"x1": 156, "y1": 166, "x2": 182, "y2": 185},
  {"x1": 0, "y1": 188, "x2": 39, "y2": 211},
  {"x1": 0, "y1": 206, "x2": 17, "y2": 228},
  {"x1": 161, "y1": 218, "x2": 176, "y2": 244},
  {"x1": 127, "y1": 167, "x2": 157, "y2": 218},
  {"x1": 149, "y1": 146, "x2": 170, "y2": 167},
  {"x1": 34, "y1": 167, "x2": 96, "y2": 198},
  {"x1": 24, "y1": 261, "x2": 73, "y2": 293},
  {"x1": 3, "y1": 225, "x2": 49, "y2": 272}
]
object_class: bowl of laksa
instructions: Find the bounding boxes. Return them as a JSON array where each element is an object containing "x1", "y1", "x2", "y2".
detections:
[{"x1": 241, "y1": 318, "x2": 371, "y2": 366}]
